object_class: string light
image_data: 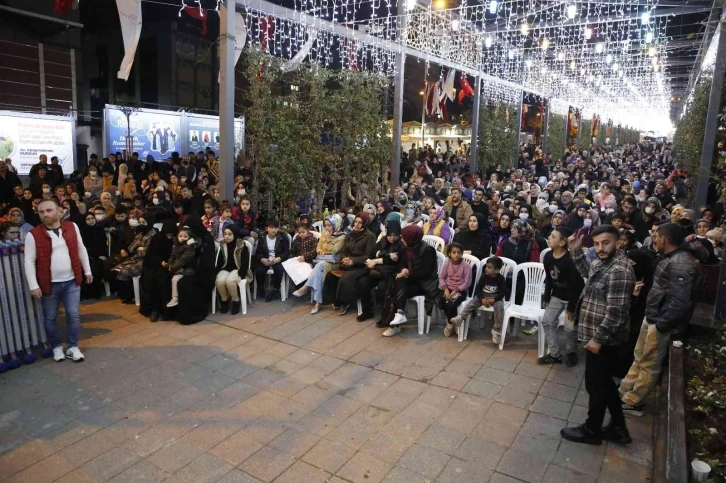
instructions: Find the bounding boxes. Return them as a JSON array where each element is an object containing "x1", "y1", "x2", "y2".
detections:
[
  {"x1": 488, "y1": 0, "x2": 498, "y2": 14},
  {"x1": 584, "y1": 27, "x2": 592, "y2": 40},
  {"x1": 484, "y1": 36, "x2": 493, "y2": 48},
  {"x1": 566, "y1": 4, "x2": 577, "y2": 20},
  {"x1": 595, "y1": 42, "x2": 604, "y2": 53}
]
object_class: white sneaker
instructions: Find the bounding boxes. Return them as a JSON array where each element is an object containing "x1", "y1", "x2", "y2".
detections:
[
  {"x1": 390, "y1": 313, "x2": 407, "y2": 326},
  {"x1": 53, "y1": 346, "x2": 66, "y2": 362},
  {"x1": 382, "y1": 326, "x2": 401, "y2": 337},
  {"x1": 66, "y1": 346, "x2": 85, "y2": 362},
  {"x1": 293, "y1": 287, "x2": 309, "y2": 297},
  {"x1": 166, "y1": 297, "x2": 179, "y2": 308}
]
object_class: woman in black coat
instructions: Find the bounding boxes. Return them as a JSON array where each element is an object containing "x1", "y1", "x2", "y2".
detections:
[
  {"x1": 139, "y1": 219, "x2": 177, "y2": 321},
  {"x1": 378, "y1": 225, "x2": 440, "y2": 337},
  {"x1": 452, "y1": 213, "x2": 492, "y2": 260},
  {"x1": 175, "y1": 215, "x2": 217, "y2": 324},
  {"x1": 356, "y1": 218, "x2": 404, "y2": 322},
  {"x1": 331, "y1": 212, "x2": 376, "y2": 314},
  {"x1": 80, "y1": 212, "x2": 108, "y2": 299}
]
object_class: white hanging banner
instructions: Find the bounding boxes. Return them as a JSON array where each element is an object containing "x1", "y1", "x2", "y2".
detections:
[
  {"x1": 116, "y1": 0, "x2": 142, "y2": 81},
  {"x1": 218, "y1": 12, "x2": 247, "y2": 83},
  {"x1": 282, "y1": 32, "x2": 316, "y2": 73}
]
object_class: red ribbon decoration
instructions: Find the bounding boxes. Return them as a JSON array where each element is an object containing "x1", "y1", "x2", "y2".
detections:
[
  {"x1": 457, "y1": 73, "x2": 474, "y2": 103},
  {"x1": 182, "y1": 6, "x2": 208, "y2": 36}
]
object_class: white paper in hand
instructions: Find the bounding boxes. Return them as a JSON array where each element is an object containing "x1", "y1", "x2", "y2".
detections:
[{"x1": 282, "y1": 258, "x2": 313, "y2": 286}]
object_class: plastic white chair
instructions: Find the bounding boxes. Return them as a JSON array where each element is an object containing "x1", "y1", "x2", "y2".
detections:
[
  {"x1": 153, "y1": 223, "x2": 163, "y2": 232},
  {"x1": 104, "y1": 232, "x2": 112, "y2": 297},
  {"x1": 459, "y1": 256, "x2": 516, "y2": 341},
  {"x1": 539, "y1": 247, "x2": 551, "y2": 264},
  {"x1": 425, "y1": 254, "x2": 480, "y2": 334},
  {"x1": 448, "y1": 217, "x2": 455, "y2": 229},
  {"x1": 408, "y1": 250, "x2": 446, "y2": 334},
  {"x1": 500, "y1": 262, "x2": 547, "y2": 355},
  {"x1": 422, "y1": 235, "x2": 445, "y2": 252},
  {"x1": 312, "y1": 221, "x2": 324, "y2": 233}
]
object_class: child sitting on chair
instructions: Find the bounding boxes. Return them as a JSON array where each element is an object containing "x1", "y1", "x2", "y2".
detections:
[
  {"x1": 165, "y1": 226, "x2": 197, "y2": 308},
  {"x1": 449, "y1": 256, "x2": 506, "y2": 344},
  {"x1": 437, "y1": 243, "x2": 472, "y2": 337}
]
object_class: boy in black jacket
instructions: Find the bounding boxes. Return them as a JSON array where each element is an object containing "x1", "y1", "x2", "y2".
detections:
[
  {"x1": 450, "y1": 256, "x2": 506, "y2": 344},
  {"x1": 539, "y1": 226, "x2": 585, "y2": 366}
]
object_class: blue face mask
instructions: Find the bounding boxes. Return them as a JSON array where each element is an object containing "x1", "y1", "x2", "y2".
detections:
[{"x1": 406, "y1": 209, "x2": 414, "y2": 216}]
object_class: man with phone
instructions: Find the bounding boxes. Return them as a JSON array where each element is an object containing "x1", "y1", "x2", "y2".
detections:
[{"x1": 560, "y1": 225, "x2": 635, "y2": 446}]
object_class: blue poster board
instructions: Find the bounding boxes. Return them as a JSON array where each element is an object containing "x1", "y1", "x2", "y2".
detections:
[
  {"x1": 106, "y1": 107, "x2": 181, "y2": 159},
  {"x1": 104, "y1": 105, "x2": 245, "y2": 160}
]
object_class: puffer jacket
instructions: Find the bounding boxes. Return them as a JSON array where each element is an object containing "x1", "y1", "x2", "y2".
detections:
[{"x1": 645, "y1": 243, "x2": 705, "y2": 334}]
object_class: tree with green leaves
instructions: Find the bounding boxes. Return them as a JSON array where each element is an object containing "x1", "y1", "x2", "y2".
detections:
[
  {"x1": 546, "y1": 113, "x2": 566, "y2": 160},
  {"x1": 477, "y1": 99, "x2": 518, "y2": 170}
]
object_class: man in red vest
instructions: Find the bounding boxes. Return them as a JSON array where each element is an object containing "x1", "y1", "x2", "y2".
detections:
[{"x1": 24, "y1": 199, "x2": 92, "y2": 362}]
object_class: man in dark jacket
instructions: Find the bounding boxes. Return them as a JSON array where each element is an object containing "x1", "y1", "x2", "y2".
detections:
[
  {"x1": 619, "y1": 198, "x2": 648, "y2": 242},
  {"x1": 619, "y1": 223, "x2": 704, "y2": 416},
  {"x1": 0, "y1": 159, "x2": 21, "y2": 205}
]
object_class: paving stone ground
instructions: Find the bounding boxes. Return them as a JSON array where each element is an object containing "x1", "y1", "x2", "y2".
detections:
[{"x1": 0, "y1": 296, "x2": 655, "y2": 483}]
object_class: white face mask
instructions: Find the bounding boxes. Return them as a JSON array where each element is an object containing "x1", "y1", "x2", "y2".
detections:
[
  {"x1": 152, "y1": 198, "x2": 160, "y2": 205},
  {"x1": 95, "y1": 214, "x2": 104, "y2": 221},
  {"x1": 89, "y1": 171, "x2": 97, "y2": 178},
  {"x1": 43, "y1": 188, "x2": 51, "y2": 193},
  {"x1": 644, "y1": 206, "x2": 655, "y2": 214},
  {"x1": 129, "y1": 219, "x2": 139, "y2": 227},
  {"x1": 237, "y1": 189, "x2": 245, "y2": 196},
  {"x1": 583, "y1": 219, "x2": 593, "y2": 228},
  {"x1": 519, "y1": 213, "x2": 529, "y2": 221},
  {"x1": 548, "y1": 205, "x2": 558, "y2": 214},
  {"x1": 604, "y1": 208, "x2": 614, "y2": 214}
]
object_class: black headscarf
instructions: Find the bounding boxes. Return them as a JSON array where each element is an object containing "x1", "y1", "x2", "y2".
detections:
[{"x1": 455, "y1": 212, "x2": 492, "y2": 260}]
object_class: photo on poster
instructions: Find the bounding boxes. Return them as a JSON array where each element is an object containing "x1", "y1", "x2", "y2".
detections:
[
  {"x1": 214, "y1": 132, "x2": 219, "y2": 143},
  {"x1": 202, "y1": 131, "x2": 211, "y2": 144},
  {"x1": 146, "y1": 122, "x2": 178, "y2": 156},
  {"x1": 190, "y1": 130, "x2": 199, "y2": 144}
]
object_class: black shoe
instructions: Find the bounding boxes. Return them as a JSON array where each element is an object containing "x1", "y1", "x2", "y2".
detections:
[
  {"x1": 565, "y1": 353, "x2": 578, "y2": 367},
  {"x1": 265, "y1": 290, "x2": 278, "y2": 302},
  {"x1": 537, "y1": 354, "x2": 562, "y2": 365},
  {"x1": 338, "y1": 304, "x2": 349, "y2": 316},
  {"x1": 149, "y1": 310, "x2": 160, "y2": 322},
  {"x1": 560, "y1": 424, "x2": 602, "y2": 445},
  {"x1": 601, "y1": 424, "x2": 632, "y2": 445},
  {"x1": 220, "y1": 301, "x2": 230, "y2": 313},
  {"x1": 356, "y1": 312, "x2": 373, "y2": 323},
  {"x1": 621, "y1": 402, "x2": 645, "y2": 417},
  {"x1": 121, "y1": 299, "x2": 135, "y2": 305},
  {"x1": 230, "y1": 301, "x2": 241, "y2": 315},
  {"x1": 376, "y1": 318, "x2": 388, "y2": 328}
]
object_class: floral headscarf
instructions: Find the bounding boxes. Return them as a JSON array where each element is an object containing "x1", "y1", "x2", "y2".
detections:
[
  {"x1": 510, "y1": 219, "x2": 534, "y2": 242},
  {"x1": 328, "y1": 214, "x2": 344, "y2": 233},
  {"x1": 430, "y1": 206, "x2": 446, "y2": 224}
]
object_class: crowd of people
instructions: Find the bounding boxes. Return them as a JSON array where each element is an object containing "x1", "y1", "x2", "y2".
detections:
[{"x1": 0, "y1": 138, "x2": 723, "y2": 446}]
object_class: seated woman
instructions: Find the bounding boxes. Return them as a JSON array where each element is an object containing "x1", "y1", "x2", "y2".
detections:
[
  {"x1": 7, "y1": 208, "x2": 33, "y2": 241},
  {"x1": 215, "y1": 225, "x2": 250, "y2": 315},
  {"x1": 80, "y1": 212, "x2": 108, "y2": 299},
  {"x1": 401, "y1": 201, "x2": 423, "y2": 228},
  {"x1": 328, "y1": 212, "x2": 376, "y2": 315},
  {"x1": 378, "y1": 225, "x2": 440, "y2": 337},
  {"x1": 490, "y1": 209, "x2": 513, "y2": 247},
  {"x1": 364, "y1": 204, "x2": 383, "y2": 239},
  {"x1": 423, "y1": 206, "x2": 452, "y2": 242},
  {"x1": 357, "y1": 218, "x2": 403, "y2": 323},
  {"x1": 453, "y1": 213, "x2": 491, "y2": 260},
  {"x1": 539, "y1": 209, "x2": 565, "y2": 239},
  {"x1": 139, "y1": 220, "x2": 177, "y2": 322},
  {"x1": 110, "y1": 217, "x2": 156, "y2": 303},
  {"x1": 293, "y1": 215, "x2": 345, "y2": 314},
  {"x1": 176, "y1": 216, "x2": 217, "y2": 324},
  {"x1": 496, "y1": 219, "x2": 540, "y2": 307}
]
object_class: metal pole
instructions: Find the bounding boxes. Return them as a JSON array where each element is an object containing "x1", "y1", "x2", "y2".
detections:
[
  {"x1": 541, "y1": 99, "x2": 550, "y2": 154},
  {"x1": 390, "y1": 0, "x2": 407, "y2": 191},
  {"x1": 696, "y1": 21, "x2": 726, "y2": 207},
  {"x1": 469, "y1": 76, "x2": 481, "y2": 174},
  {"x1": 219, "y1": 0, "x2": 236, "y2": 203},
  {"x1": 421, "y1": 61, "x2": 428, "y2": 149},
  {"x1": 512, "y1": 90, "x2": 523, "y2": 167},
  {"x1": 38, "y1": 43, "x2": 46, "y2": 114}
]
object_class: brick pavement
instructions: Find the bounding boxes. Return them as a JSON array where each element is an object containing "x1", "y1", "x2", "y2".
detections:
[{"x1": 0, "y1": 297, "x2": 655, "y2": 482}]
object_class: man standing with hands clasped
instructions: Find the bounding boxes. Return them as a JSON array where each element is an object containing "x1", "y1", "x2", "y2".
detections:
[
  {"x1": 24, "y1": 199, "x2": 93, "y2": 362},
  {"x1": 560, "y1": 225, "x2": 635, "y2": 445}
]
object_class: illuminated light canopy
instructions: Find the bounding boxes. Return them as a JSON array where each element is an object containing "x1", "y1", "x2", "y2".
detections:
[{"x1": 566, "y1": 4, "x2": 577, "y2": 20}]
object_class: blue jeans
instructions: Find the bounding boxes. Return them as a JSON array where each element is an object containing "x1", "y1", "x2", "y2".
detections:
[{"x1": 41, "y1": 280, "x2": 81, "y2": 348}]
